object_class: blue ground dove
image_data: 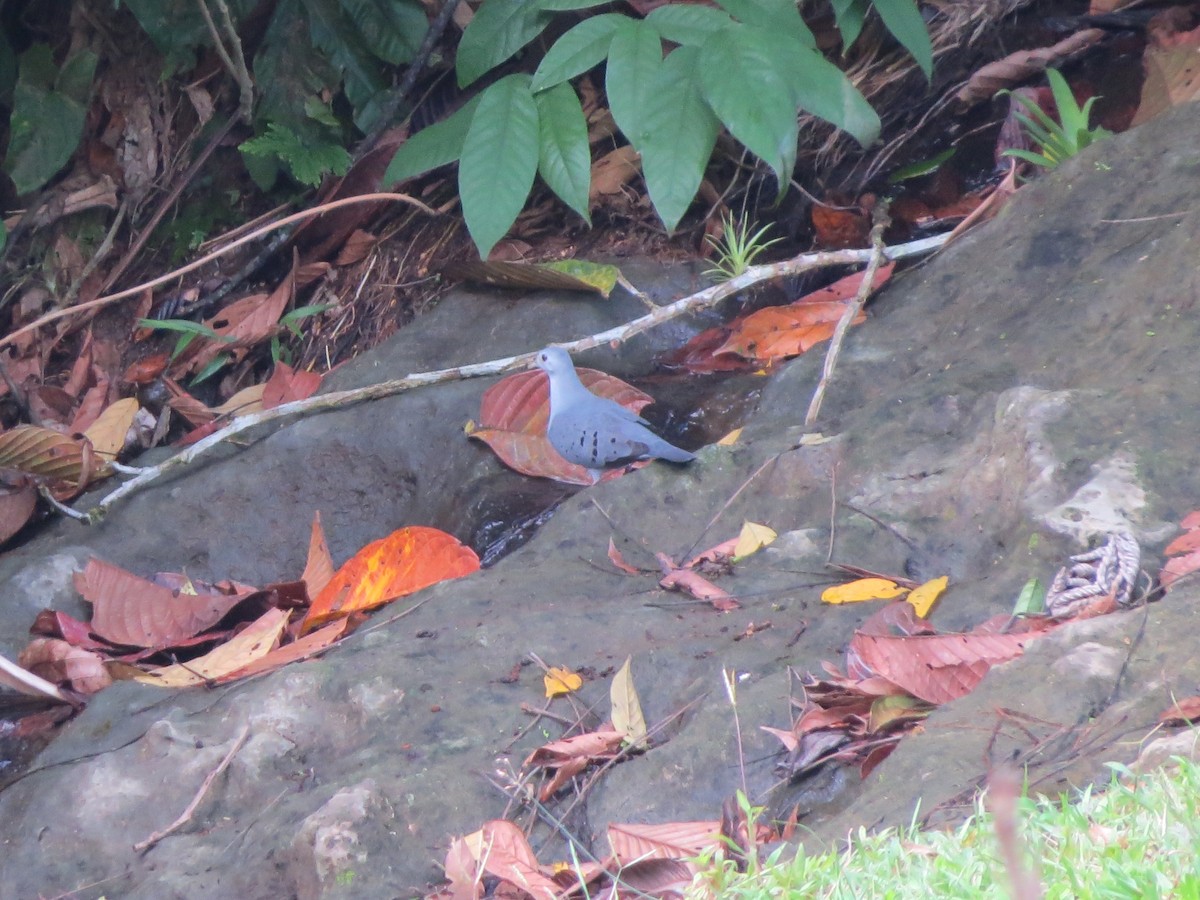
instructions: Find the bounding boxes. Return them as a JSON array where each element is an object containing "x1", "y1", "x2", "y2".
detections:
[{"x1": 535, "y1": 346, "x2": 696, "y2": 483}]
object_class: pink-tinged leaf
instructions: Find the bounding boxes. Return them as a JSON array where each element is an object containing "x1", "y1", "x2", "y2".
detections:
[
  {"x1": 1164, "y1": 527, "x2": 1200, "y2": 557},
  {"x1": 19, "y1": 637, "x2": 112, "y2": 694},
  {"x1": 607, "y1": 821, "x2": 721, "y2": 864},
  {"x1": 524, "y1": 729, "x2": 625, "y2": 768},
  {"x1": 849, "y1": 630, "x2": 1034, "y2": 704},
  {"x1": 30, "y1": 609, "x2": 113, "y2": 651},
  {"x1": 133, "y1": 607, "x2": 290, "y2": 687},
  {"x1": 760, "y1": 725, "x2": 799, "y2": 753},
  {"x1": 683, "y1": 538, "x2": 738, "y2": 569},
  {"x1": 473, "y1": 821, "x2": 559, "y2": 900},
  {"x1": 74, "y1": 558, "x2": 252, "y2": 648},
  {"x1": 656, "y1": 553, "x2": 739, "y2": 609},
  {"x1": 608, "y1": 538, "x2": 642, "y2": 574},
  {"x1": 0, "y1": 649, "x2": 73, "y2": 703},
  {"x1": 262, "y1": 362, "x2": 323, "y2": 409},
  {"x1": 1162, "y1": 549, "x2": 1200, "y2": 590}
]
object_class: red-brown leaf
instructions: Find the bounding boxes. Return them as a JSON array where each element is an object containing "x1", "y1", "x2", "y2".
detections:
[
  {"x1": 74, "y1": 558, "x2": 251, "y2": 648},
  {"x1": 19, "y1": 637, "x2": 112, "y2": 694}
]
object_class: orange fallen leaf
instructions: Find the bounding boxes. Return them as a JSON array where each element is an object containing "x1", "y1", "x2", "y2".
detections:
[{"x1": 301, "y1": 526, "x2": 480, "y2": 631}]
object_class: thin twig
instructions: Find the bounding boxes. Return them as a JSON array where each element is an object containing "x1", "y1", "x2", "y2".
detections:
[
  {"x1": 134, "y1": 723, "x2": 250, "y2": 853},
  {"x1": 5, "y1": 192, "x2": 439, "y2": 357},
  {"x1": 805, "y1": 202, "x2": 892, "y2": 426},
  {"x1": 79, "y1": 233, "x2": 947, "y2": 522}
]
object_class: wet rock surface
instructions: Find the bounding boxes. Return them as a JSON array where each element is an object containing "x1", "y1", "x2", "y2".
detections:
[{"x1": 3, "y1": 107, "x2": 1200, "y2": 897}]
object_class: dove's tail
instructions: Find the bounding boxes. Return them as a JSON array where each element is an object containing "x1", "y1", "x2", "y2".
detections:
[{"x1": 650, "y1": 439, "x2": 696, "y2": 464}]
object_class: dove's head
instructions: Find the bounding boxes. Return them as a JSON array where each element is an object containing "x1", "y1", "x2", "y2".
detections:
[{"x1": 535, "y1": 346, "x2": 574, "y2": 377}]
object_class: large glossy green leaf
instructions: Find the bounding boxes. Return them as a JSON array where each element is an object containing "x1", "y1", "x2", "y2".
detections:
[
  {"x1": 830, "y1": 0, "x2": 867, "y2": 50},
  {"x1": 340, "y1": 0, "x2": 426, "y2": 65},
  {"x1": 460, "y1": 75, "x2": 540, "y2": 257},
  {"x1": 645, "y1": 5, "x2": 735, "y2": 46},
  {"x1": 768, "y1": 32, "x2": 881, "y2": 147},
  {"x1": 537, "y1": 0, "x2": 612, "y2": 8},
  {"x1": 530, "y1": 14, "x2": 624, "y2": 92},
  {"x1": 457, "y1": 0, "x2": 553, "y2": 88},
  {"x1": 714, "y1": 0, "x2": 815, "y2": 47},
  {"x1": 384, "y1": 95, "x2": 481, "y2": 184},
  {"x1": 873, "y1": 0, "x2": 933, "y2": 80},
  {"x1": 698, "y1": 26, "x2": 798, "y2": 183},
  {"x1": 638, "y1": 47, "x2": 718, "y2": 232},
  {"x1": 4, "y1": 45, "x2": 97, "y2": 196},
  {"x1": 606, "y1": 19, "x2": 664, "y2": 146},
  {"x1": 535, "y1": 83, "x2": 591, "y2": 224}
]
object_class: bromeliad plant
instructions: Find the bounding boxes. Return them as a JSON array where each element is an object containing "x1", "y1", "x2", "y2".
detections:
[
  {"x1": 387, "y1": 0, "x2": 934, "y2": 257},
  {"x1": 1002, "y1": 68, "x2": 1112, "y2": 170},
  {"x1": 703, "y1": 213, "x2": 783, "y2": 282}
]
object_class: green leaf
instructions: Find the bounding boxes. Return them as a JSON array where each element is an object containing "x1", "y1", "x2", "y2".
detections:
[
  {"x1": 137, "y1": 318, "x2": 228, "y2": 340},
  {"x1": 535, "y1": 83, "x2": 591, "y2": 223},
  {"x1": 606, "y1": 19, "x2": 664, "y2": 146},
  {"x1": 340, "y1": 0, "x2": 427, "y2": 65},
  {"x1": 383, "y1": 95, "x2": 481, "y2": 184},
  {"x1": 460, "y1": 75, "x2": 540, "y2": 257},
  {"x1": 645, "y1": 5, "x2": 735, "y2": 46},
  {"x1": 777, "y1": 41, "x2": 880, "y2": 147},
  {"x1": 537, "y1": 0, "x2": 612, "y2": 8},
  {"x1": 1012, "y1": 577, "x2": 1045, "y2": 616},
  {"x1": 831, "y1": 0, "x2": 867, "y2": 50},
  {"x1": 191, "y1": 353, "x2": 232, "y2": 386},
  {"x1": 239, "y1": 123, "x2": 351, "y2": 186},
  {"x1": 1001, "y1": 148, "x2": 1055, "y2": 169},
  {"x1": 280, "y1": 303, "x2": 336, "y2": 326},
  {"x1": 539, "y1": 259, "x2": 620, "y2": 296},
  {"x1": 3, "y1": 45, "x2": 97, "y2": 195},
  {"x1": 872, "y1": 0, "x2": 932, "y2": 80},
  {"x1": 698, "y1": 26, "x2": 799, "y2": 183},
  {"x1": 714, "y1": 0, "x2": 815, "y2": 47},
  {"x1": 638, "y1": 46, "x2": 719, "y2": 231},
  {"x1": 530, "y1": 14, "x2": 624, "y2": 92},
  {"x1": 887, "y1": 147, "x2": 955, "y2": 183},
  {"x1": 301, "y1": 0, "x2": 388, "y2": 128},
  {"x1": 456, "y1": 0, "x2": 553, "y2": 88}
]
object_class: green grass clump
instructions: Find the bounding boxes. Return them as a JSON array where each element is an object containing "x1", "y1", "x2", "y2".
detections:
[{"x1": 690, "y1": 757, "x2": 1200, "y2": 899}]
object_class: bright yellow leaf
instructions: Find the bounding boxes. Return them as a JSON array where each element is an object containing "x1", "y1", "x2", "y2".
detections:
[
  {"x1": 132, "y1": 607, "x2": 289, "y2": 687},
  {"x1": 821, "y1": 577, "x2": 907, "y2": 604},
  {"x1": 545, "y1": 666, "x2": 582, "y2": 698},
  {"x1": 733, "y1": 521, "x2": 777, "y2": 560},
  {"x1": 716, "y1": 428, "x2": 743, "y2": 446},
  {"x1": 907, "y1": 575, "x2": 948, "y2": 618}
]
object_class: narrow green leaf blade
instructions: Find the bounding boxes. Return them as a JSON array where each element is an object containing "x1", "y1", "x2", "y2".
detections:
[
  {"x1": 606, "y1": 18, "x2": 664, "y2": 145},
  {"x1": 645, "y1": 5, "x2": 735, "y2": 46},
  {"x1": 530, "y1": 13, "x2": 623, "y2": 92},
  {"x1": 456, "y1": 0, "x2": 552, "y2": 87},
  {"x1": 872, "y1": 0, "x2": 933, "y2": 80},
  {"x1": 384, "y1": 95, "x2": 481, "y2": 185},
  {"x1": 638, "y1": 46, "x2": 719, "y2": 232},
  {"x1": 460, "y1": 75, "x2": 540, "y2": 258},
  {"x1": 831, "y1": 0, "x2": 867, "y2": 50},
  {"x1": 535, "y1": 82, "x2": 592, "y2": 223}
]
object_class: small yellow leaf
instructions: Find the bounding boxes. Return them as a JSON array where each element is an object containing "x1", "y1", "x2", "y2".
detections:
[
  {"x1": 821, "y1": 577, "x2": 907, "y2": 605},
  {"x1": 463, "y1": 419, "x2": 477, "y2": 435},
  {"x1": 545, "y1": 666, "x2": 582, "y2": 698},
  {"x1": 733, "y1": 521, "x2": 777, "y2": 560},
  {"x1": 907, "y1": 575, "x2": 948, "y2": 618},
  {"x1": 716, "y1": 428, "x2": 743, "y2": 446},
  {"x1": 82, "y1": 398, "x2": 140, "y2": 460}
]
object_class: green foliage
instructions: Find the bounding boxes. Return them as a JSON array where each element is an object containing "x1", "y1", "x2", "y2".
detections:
[
  {"x1": 390, "y1": 0, "x2": 932, "y2": 257},
  {"x1": 240, "y1": 123, "x2": 352, "y2": 188},
  {"x1": 703, "y1": 213, "x2": 783, "y2": 281},
  {"x1": 273, "y1": 303, "x2": 334, "y2": 363},
  {"x1": 115, "y1": 0, "x2": 427, "y2": 190},
  {"x1": 3, "y1": 44, "x2": 97, "y2": 195},
  {"x1": 1002, "y1": 68, "x2": 1112, "y2": 170}
]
